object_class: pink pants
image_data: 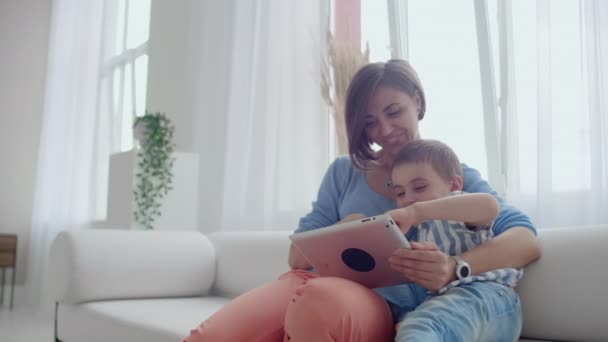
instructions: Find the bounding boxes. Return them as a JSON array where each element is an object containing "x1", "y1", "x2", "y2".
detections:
[{"x1": 183, "y1": 270, "x2": 394, "y2": 342}]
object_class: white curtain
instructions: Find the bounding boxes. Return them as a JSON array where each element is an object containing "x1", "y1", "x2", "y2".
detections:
[
  {"x1": 26, "y1": 0, "x2": 106, "y2": 312},
  {"x1": 503, "y1": 0, "x2": 608, "y2": 229},
  {"x1": 387, "y1": 0, "x2": 608, "y2": 229},
  {"x1": 187, "y1": 0, "x2": 329, "y2": 232}
]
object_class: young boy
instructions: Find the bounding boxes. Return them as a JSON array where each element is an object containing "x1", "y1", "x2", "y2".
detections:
[{"x1": 386, "y1": 139, "x2": 524, "y2": 339}]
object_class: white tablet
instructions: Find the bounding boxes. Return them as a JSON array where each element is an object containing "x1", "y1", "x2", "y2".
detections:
[{"x1": 290, "y1": 214, "x2": 412, "y2": 288}]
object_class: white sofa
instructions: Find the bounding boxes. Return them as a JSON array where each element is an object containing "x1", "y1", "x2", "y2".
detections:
[{"x1": 48, "y1": 226, "x2": 608, "y2": 342}]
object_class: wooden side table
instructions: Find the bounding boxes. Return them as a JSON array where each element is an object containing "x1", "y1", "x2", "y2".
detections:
[{"x1": 0, "y1": 234, "x2": 17, "y2": 310}]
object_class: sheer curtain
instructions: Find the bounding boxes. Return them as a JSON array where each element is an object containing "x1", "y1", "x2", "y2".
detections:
[
  {"x1": 187, "y1": 0, "x2": 329, "y2": 232},
  {"x1": 502, "y1": 0, "x2": 608, "y2": 228},
  {"x1": 387, "y1": 0, "x2": 608, "y2": 229},
  {"x1": 385, "y1": 0, "x2": 492, "y2": 181},
  {"x1": 26, "y1": 0, "x2": 131, "y2": 312},
  {"x1": 26, "y1": 0, "x2": 104, "y2": 311}
]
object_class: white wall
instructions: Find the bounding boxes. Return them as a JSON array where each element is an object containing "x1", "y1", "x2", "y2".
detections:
[
  {"x1": 147, "y1": 0, "x2": 234, "y2": 233},
  {"x1": 146, "y1": 0, "x2": 194, "y2": 151},
  {"x1": 0, "y1": 0, "x2": 52, "y2": 285},
  {"x1": 0, "y1": 0, "x2": 230, "y2": 285}
]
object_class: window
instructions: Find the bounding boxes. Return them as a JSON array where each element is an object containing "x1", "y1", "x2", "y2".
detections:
[
  {"x1": 405, "y1": 1, "x2": 490, "y2": 181},
  {"x1": 489, "y1": 0, "x2": 591, "y2": 193},
  {"x1": 100, "y1": 0, "x2": 151, "y2": 152},
  {"x1": 326, "y1": 0, "x2": 607, "y2": 226},
  {"x1": 332, "y1": 0, "x2": 490, "y2": 181},
  {"x1": 361, "y1": 0, "x2": 391, "y2": 62},
  {"x1": 94, "y1": 0, "x2": 151, "y2": 220}
]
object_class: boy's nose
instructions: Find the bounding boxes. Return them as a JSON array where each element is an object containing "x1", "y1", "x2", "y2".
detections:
[
  {"x1": 404, "y1": 195, "x2": 418, "y2": 207},
  {"x1": 396, "y1": 198, "x2": 408, "y2": 208}
]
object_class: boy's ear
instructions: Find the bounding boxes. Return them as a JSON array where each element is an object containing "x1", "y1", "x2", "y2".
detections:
[{"x1": 450, "y1": 175, "x2": 464, "y2": 192}]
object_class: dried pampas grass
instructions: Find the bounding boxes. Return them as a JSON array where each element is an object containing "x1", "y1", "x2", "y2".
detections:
[{"x1": 321, "y1": 29, "x2": 370, "y2": 155}]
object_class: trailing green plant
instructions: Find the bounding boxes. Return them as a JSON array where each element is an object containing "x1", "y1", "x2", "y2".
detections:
[{"x1": 132, "y1": 112, "x2": 176, "y2": 229}]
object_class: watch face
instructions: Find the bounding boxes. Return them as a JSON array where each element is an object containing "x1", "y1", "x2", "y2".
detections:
[{"x1": 459, "y1": 265, "x2": 470, "y2": 278}]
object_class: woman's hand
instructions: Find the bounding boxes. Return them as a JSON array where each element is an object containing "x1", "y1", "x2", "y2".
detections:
[{"x1": 388, "y1": 241, "x2": 457, "y2": 292}]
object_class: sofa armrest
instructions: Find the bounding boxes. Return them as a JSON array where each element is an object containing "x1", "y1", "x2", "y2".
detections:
[
  {"x1": 517, "y1": 225, "x2": 608, "y2": 341},
  {"x1": 48, "y1": 229, "x2": 215, "y2": 304}
]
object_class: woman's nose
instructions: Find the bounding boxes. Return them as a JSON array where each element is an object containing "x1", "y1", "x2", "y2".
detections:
[{"x1": 379, "y1": 119, "x2": 392, "y2": 137}]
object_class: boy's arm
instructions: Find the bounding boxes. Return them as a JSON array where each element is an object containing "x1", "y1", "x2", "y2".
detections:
[
  {"x1": 389, "y1": 193, "x2": 499, "y2": 232},
  {"x1": 413, "y1": 193, "x2": 499, "y2": 226}
]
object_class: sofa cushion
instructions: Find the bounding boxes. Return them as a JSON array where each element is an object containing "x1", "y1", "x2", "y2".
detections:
[
  {"x1": 57, "y1": 297, "x2": 232, "y2": 342},
  {"x1": 209, "y1": 231, "x2": 291, "y2": 297}
]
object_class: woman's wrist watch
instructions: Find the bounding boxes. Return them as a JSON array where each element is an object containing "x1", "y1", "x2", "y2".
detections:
[{"x1": 453, "y1": 256, "x2": 471, "y2": 279}]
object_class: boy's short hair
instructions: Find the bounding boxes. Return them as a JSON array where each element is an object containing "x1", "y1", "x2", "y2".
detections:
[{"x1": 392, "y1": 139, "x2": 463, "y2": 181}]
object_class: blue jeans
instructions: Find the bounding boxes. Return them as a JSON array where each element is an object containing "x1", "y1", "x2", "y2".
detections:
[{"x1": 394, "y1": 281, "x2": 522, "y2": 342}]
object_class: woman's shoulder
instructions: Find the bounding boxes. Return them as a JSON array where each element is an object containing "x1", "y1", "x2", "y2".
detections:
[
  {"x1": 460, "y1": 163, "x2": 484, "y2": 188},
  {"x1": 461, "y1": 163, "x2": 478, "y2": 174},
  {"x1": 328, "y1": 155, "x2": 356, "y2": 175},
  {"x1": 321, "y1": 155, "x2": 362, "y2": 193},
  {"x1": 460, "y1": 163, "x2": 501, "y2": 199}
]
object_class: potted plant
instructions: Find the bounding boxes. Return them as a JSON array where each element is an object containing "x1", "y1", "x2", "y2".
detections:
[{"x1": 132, "y1": 112, "x2": 176, "y2": 229}]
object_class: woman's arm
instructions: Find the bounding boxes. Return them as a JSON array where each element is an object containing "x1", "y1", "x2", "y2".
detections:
[
  {"x1": 294, "y1": 158, "x2": 351, "y2": 234},
  {"x1": 460, "y1": 165, "x2": 542, "y2": 269},
  {"x1": 462, "y1": 165, "x2": 536, "y2": 235},
  {"x1": 459, "y1": 226, "x2": 541, "y2": 274}
]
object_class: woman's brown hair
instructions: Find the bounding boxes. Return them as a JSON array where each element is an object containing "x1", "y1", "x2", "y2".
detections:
[{"x1": 345, "y1": 59, "x2": 426, "y2": 169}]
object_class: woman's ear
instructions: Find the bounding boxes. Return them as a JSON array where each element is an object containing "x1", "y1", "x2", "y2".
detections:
[
  {"x1": 414, "y1": 90, "x2": 424, "y2": 119},
  {"x1": 450, "y1": 175, "x2": 464, "y2": 192},
  {"x1": 414, "y1": 90, "x2": 422, "y2": 111}
]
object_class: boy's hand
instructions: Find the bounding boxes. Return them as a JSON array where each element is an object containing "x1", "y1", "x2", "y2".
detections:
[
  {"x1": 386, "y1": 206, "x2": 418, "y2": 234},
  {"x1": 389, "y1": 241, "x2": 457, "y2": 292}
]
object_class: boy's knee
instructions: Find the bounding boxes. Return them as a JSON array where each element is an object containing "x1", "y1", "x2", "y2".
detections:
[{"x1": 395, "y1": 312, "x2": 444, "y2": 342}]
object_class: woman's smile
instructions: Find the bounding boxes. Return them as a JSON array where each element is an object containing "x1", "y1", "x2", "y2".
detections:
[{"x1": 382, "y1": 131, "x2": 410, "y2": 152}]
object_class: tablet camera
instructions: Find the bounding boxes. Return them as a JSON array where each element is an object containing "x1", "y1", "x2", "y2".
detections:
[{"x1": 341, "y1": 248, "x2": 376, "y2": 272}]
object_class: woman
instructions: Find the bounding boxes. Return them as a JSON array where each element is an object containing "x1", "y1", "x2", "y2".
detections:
[{"x1": 183, "y1": 60, "x2": 541, "y2": 342}]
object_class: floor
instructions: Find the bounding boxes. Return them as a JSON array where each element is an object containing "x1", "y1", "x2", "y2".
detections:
[
  {"x1": 0, "y1": 307, "x2": 54, "y2": 342},
  {"x1": 0, "y1": 286, "x2": 54, "y2": 342}
]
